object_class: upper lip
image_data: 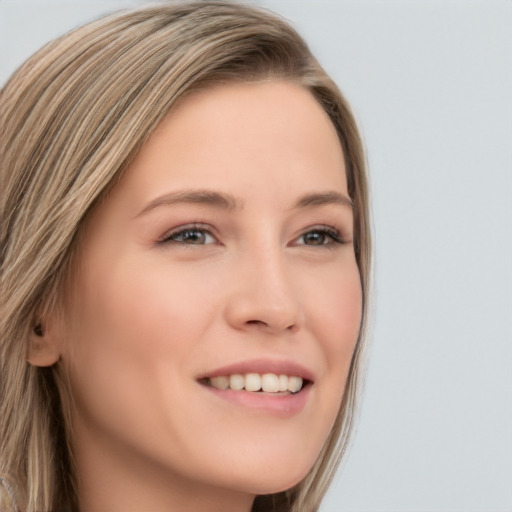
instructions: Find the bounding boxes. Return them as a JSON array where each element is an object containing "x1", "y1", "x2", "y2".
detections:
[{"x1": 197, "y1": 358, "x2": 316, "y2": 383}]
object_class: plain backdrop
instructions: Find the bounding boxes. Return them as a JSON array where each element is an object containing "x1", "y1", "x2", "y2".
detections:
[{"x1": 1, "y1": 1, "x2": 511, "y2": 511}]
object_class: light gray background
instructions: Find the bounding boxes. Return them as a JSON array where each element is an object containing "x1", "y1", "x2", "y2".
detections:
[{"x1": 1, "y1": 1, "x2": 511, "y2": 511}]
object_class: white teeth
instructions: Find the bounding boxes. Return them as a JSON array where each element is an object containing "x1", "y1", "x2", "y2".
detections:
[
  {"x1": 245, "y1": 373, "x2": 262, "y2": 392},
  {"x1": 261, "y1": 373, "x2": 280, "y2": 392},
  {"x1": 210, "y1": 376, "x2": 229, "y2": 390},
  {"x1": 208, "y1": 373, "x2": 304, "y2": 393},
  {"x1": 229, "y1": 374, "x2": 244, "y2": 391},
  {"x1": 287, "y1": 376, "x2": 302, "y2": 393}
]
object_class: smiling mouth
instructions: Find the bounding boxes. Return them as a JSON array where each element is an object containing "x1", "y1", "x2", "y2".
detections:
[{"x1": 200, "y1": 373, "x2": 306, "y2": 394}]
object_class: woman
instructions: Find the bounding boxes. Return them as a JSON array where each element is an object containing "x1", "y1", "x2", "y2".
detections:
[{"x1": 0, "y1": 2, "x2": 371, "y2": 511}]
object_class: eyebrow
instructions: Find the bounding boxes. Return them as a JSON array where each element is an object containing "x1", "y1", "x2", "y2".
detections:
[
  {"x1": 292, "y1": 191, "x2": 354, "y2": 210},
  {"x1": 136, "y1": 188, "x2": 353, "y2": 218},
  {"x1": 136, "y1": 189, "x2": 241, "y2": 217}
]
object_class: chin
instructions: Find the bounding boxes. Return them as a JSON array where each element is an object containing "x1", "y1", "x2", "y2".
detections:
[{"x1": 220, "y1": 452, "x2": 319, "y2": 496}]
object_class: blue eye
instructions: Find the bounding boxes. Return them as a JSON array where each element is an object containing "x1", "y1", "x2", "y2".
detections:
[
  {"x1": 298, "y1": 228, "x2": 345, "y2": 246},
  {"x1": 159, "y1": 226, "x2": 216, "y2": 245}
]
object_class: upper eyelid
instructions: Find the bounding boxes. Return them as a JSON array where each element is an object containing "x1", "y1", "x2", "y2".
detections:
[
  {"x1": 157, "y1": 223, "x2": 218, "y2": 244},
  {"x1": 156, "y1": 222, "x2": 349, "y2": 244},
  {"x1": 293, "y1": 226, "x2": 346, "y2": 245},
  {"x1": 295, "y1": 222, "x2": 347, "y2": 237}
]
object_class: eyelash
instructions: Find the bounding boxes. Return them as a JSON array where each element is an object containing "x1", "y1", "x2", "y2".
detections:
[
  {"x1": 157, "y1": 224, "x2": 347, "y2": 247},
  {"x1": 157, "y1": 223, "x2": 216, "y2": 246},
  {"x1": 297, "y1": 227, "x2": 347, "y2": 247}
]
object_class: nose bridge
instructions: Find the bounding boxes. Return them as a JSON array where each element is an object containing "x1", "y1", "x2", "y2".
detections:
[{"x1": 225, "y1": 237, "x2": 302, "y2": 333}]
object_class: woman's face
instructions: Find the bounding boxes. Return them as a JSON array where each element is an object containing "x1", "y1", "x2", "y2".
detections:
[{"x1": 58, "y1": 81, "x2": 362, "y2": 505}]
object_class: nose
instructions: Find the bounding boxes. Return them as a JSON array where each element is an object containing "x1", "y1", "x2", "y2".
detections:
[{"x1": 224, "y1": 248, "x2": 303, "y2": 335}]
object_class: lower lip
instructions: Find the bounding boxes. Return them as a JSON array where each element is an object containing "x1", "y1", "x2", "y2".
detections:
[{"x1": 200, "y1": 383, "x2": 311, "y2": 418}]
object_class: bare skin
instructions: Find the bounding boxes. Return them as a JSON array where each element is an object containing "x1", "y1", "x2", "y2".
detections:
[{"x1": 33, "y1": 81, "x2": 362, "y2": 512}]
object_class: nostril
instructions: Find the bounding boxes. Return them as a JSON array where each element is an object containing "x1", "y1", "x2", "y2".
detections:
[
  {"x1": 246, "y1": 320, "x2": 265, "y2": 326},
  {"x1": 245, "y1": 318, "x2": 297, "y2": 332}
]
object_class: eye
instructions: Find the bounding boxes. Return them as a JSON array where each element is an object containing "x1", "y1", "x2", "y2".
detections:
[
  {"x1": 158, "y1": 225, "x2": 217, "y2": 245},
  {"x1": 296, "y1": 227, "x2": 345, "y2": 247}
]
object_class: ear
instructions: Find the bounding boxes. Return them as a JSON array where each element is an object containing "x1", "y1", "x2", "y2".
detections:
[{"x1": 27, "y1": 319, "x2": 61, "y2": 367}]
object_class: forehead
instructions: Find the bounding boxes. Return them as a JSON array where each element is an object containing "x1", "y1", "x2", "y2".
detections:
[{"x1": 121, "y1": 81, "x2": 347, "y2": 197}]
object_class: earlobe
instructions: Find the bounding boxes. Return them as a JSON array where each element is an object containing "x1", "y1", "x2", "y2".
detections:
[{"x1": 27, "y1": 322, "x2": 61, "y2": 367}]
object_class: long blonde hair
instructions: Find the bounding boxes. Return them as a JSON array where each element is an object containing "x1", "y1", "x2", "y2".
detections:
[{"x1": 0, "y1": 2, "x2": 371, "y2": 511}]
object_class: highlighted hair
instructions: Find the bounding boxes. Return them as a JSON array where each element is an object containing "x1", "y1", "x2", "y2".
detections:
[{"x1": 0, "y1": 2, "x2": 371, "y2": 510}]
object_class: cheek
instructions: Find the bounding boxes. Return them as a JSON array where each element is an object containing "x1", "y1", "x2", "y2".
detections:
[
  {"x1": 305, "y1": 260, "x2": 362, "y2": 428},
  {"x1": 69, "y1": 254, "x2": 211, "y2": 349},
  {"x1": 62, "y1": 265, "x2": 176, "y2": 423},
  {"x1": 299, "y1": 259, "x2": 362, "y2": 395},
  {"x1": 307, "y1": 261, "x2": 362, "y2": 363},
  {"x1": 62, "y1": 256, "x2": 220, "y2": 418}
]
